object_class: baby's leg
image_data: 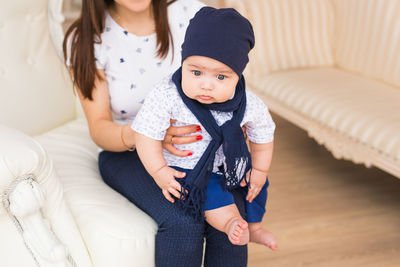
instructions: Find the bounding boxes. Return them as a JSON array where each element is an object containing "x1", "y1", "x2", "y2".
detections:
[
  {"x1": 205, "y1": 204, "x2": 249, "y2": 245},
  {"x1": 248, "y1": 222, "x2": 278, "y2": 250}
]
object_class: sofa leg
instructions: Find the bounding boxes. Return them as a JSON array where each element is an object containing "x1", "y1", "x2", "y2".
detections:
[{"x1": 2, "y1": 174, "x2": 77, "y2": 267}]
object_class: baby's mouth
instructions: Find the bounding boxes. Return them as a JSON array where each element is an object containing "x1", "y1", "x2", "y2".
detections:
[{"x1": 198, "y1": 95, "x2": 212, "y2": 101}]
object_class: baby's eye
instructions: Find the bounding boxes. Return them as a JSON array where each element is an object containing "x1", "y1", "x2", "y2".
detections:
[
  {"x1": 217, "y1": 74, "x2": 226, "y2": 80},
  {"x1": 192, "y1": 70, "x2": 201, "y2": 76}
]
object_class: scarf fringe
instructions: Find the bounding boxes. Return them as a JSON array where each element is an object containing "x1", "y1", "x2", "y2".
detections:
[
  {"x1": 179, "y1": 183, "x2": 207, "y2": 221},
  {"x1": 223, "y1": 156, "x2": 251, "y2": 190}
]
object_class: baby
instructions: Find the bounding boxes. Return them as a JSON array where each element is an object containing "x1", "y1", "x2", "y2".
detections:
[{"x1": 132, "y1": 7, "x2": 277, "y2": 249}]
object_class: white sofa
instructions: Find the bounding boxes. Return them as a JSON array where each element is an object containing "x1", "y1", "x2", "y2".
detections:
[
  {"x1": 0, "y1": 0, "x2": 157, "y2": 266},
  {"x1": 226, "y1": 0, "x2": 400, "y2": 179}
]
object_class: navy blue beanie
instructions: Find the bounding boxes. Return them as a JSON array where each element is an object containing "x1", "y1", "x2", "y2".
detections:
[{"x1": 181, "y1": 7, "x2": 255, "y2": 77}]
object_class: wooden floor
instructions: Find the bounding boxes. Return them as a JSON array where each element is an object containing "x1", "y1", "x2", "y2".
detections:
[{"x1": 248, "y1": 113, "x2": 400, "y2": 267}]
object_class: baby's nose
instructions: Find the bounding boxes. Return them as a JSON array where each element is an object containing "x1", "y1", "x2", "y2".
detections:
[{"x1": 200, "y1": 78, "x2": 214, "y2": 91}]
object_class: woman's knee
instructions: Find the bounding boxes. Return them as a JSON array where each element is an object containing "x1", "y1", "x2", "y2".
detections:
[{"x1": 159, "y1": 210, "x2": 204, "y2": 234}]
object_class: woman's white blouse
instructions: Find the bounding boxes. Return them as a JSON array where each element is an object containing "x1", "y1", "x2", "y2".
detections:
[
  {"x1": 94, "y1": 0, "x2": 205, "y2": 125},
  {"x1": 132, "y1": 75, "x2": 276, "y2": 172}
]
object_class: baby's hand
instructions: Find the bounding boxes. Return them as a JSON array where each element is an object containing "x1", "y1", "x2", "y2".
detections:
[
  {"x1": 241, "y1": 169, "x2": 267, "y2": 203},
  {"x1": 152, "y1": 166, "x2": 186, "y2": 203}
]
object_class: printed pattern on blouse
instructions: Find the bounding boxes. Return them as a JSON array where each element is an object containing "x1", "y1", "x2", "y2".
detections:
[
  {"x1": 93, "y1": 0, "x2": 205, "y2": 125},
  {"x1": 132, "y1": 75, "x2": 276, "y2": 172}
]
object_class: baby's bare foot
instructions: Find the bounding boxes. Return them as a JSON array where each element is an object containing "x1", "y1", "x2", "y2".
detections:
[
  {"x1": 227, "y1": 219, "x2": 249, "y2": 245},
  {"x1": 249, "y1": 228, "x2": 278, "y2": 250}
]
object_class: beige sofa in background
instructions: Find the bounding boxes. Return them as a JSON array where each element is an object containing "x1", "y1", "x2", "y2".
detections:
[{"x1": 226, "y1": 0, "x2": 400, "y2": 179}]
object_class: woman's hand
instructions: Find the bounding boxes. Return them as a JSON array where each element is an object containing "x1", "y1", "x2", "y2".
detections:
[
  {"x1": 163, "y1": 119, "x2": 202, "y2": 157},
  {"x1": 152, "y1": 165, "x2": 187, "y2": 203}
]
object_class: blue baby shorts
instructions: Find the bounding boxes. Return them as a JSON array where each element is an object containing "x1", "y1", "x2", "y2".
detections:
[{"x1": 172, "y1": 166, "x2": 269, "y2": 223}]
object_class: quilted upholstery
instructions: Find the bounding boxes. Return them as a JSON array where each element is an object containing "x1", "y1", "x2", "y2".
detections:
[{"x1": 0, "y1": 0, "x2": 75, "y2": 135}]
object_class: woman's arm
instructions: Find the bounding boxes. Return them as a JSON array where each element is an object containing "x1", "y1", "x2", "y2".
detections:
[{"x1": 78, "y1": 70, "x2": 134, "y2": 152}]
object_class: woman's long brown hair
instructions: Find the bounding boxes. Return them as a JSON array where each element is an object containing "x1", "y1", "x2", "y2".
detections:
[{"x1": 63, "y1": 0, "x2": 176, "y2": 100}]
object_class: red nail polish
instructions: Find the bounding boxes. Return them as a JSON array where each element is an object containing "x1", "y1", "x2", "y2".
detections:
[
  {"x1": 196, "y1": 126, "x2": 202, "y2": 131},
  {"x1": 187, "y1": 152, "x2": 193, "y2": 156},
  {"x1": 196, "y1": 135, "x2": 203, "y2": 140}
]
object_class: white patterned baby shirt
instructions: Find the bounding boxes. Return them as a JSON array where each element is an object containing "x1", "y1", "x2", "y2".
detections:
[{"x1": 132, "y1": 75, "x2": 276, "y2": 172}]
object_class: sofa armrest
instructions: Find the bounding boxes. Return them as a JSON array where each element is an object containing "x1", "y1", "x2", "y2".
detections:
[
  {"x1": 35, "y1": 119, "x2": 158, "y2": 267},
  {"x1": 0, "y1": 124, "x2": 92, "y2": 267},
  {"x1": 0, "y1": 125, "x2": 50, "y2": 189}
]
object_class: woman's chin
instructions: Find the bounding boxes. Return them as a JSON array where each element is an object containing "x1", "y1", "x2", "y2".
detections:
[{"x1": 126, "y1": 0, "x2": 152, "y2": 14}]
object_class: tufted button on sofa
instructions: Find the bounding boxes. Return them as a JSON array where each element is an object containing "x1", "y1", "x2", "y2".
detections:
[{"x1": 225, "y1": 0, "x2": 400, "y2": 179}]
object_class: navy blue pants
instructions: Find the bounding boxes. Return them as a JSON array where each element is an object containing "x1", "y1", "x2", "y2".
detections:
[{"x1": 99, "y1": 150, "x2": 247, "y2": 267}]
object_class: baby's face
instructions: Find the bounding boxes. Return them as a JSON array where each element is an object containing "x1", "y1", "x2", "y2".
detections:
[{"x1": 181, "y1": 56, "x2": 239, "y2": 104}]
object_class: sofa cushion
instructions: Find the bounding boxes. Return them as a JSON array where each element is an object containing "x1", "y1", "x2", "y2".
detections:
[
  {"x1": 225, "y1": 0, "x2": 334, "y2": 78},
  {"x1": 249, "y1": 68, "x2": 400, "y2": 161},
  {"x1": 35, "y1": 119, "x2": 157, "y2": 267},
  {"x1": 333, "y1": 0, "x2": 400, "y2": 87}
]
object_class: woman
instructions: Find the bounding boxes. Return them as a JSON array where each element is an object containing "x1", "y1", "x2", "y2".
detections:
[{"x1": 63, "y1": 0, "x2": 247, "y2": 266}]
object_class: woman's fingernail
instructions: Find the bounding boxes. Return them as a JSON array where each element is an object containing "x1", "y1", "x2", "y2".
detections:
[
  {"x1": 196, "y1": 135, "x2": 203, "y2": 140},
  {"x1": 187, "y1": 152, "x2": 193, "y2": 156},
  {"x1": 196, "y1": 126, "x2": 202, "y2": 131}
]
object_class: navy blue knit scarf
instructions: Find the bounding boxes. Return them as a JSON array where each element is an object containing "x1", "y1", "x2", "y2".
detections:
[{"x1": 172, "y1": 67, "x2": 251, "y2": 220}]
